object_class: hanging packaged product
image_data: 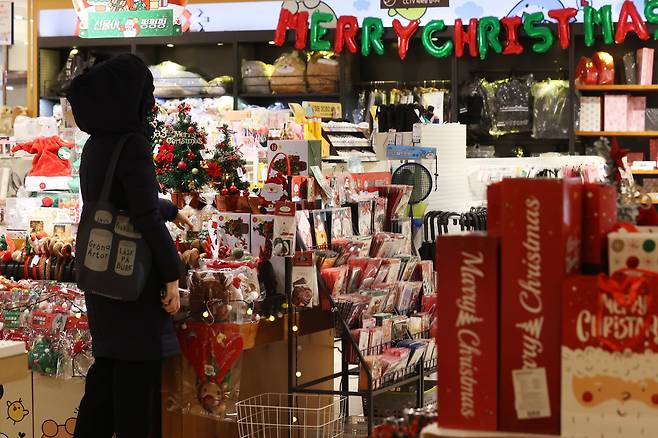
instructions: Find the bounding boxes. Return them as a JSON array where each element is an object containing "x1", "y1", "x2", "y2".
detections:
[
  {"x1": 267, "y1": 140, "x2": 322, "y2": 177},
  {"x1": 250, "y1": 214, "x2": 275, "y2": 260},
  {"x1": 272, "y1": 202, "x2": 296, "y2": 258},
  {"x1": 291, "y1": 251, "x2": 318, "y2": 307},
  {"x1": 216, "y1": 213, "x2": 251, "y2": 254},
  {"x1": 562, "y1": 273, "x2": 658, "y2": 438}
]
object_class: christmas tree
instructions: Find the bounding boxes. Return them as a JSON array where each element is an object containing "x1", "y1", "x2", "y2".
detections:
[
  {"x1": 153, "y1": 104, "x2": 210, "y2": 193},
  {"x1": 205, "y1": 125, "x2": 250, "y2": 196}
]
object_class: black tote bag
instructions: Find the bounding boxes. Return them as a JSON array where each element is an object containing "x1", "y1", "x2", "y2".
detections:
[{"x1": 75, "y1": 134, "x2": 152, "y2": 301}]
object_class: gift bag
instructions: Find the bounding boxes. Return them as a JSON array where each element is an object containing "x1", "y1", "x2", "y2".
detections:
[
  {"x1": 562, "y1": 272, "x2": 658, "y2": 437},
  {"x1": 258, "y1": 152, "x2": 290, "y2": 208}
]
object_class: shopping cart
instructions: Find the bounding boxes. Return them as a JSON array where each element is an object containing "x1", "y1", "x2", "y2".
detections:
[{"x1": 237, "y1": 393, "x2": 347, "y2": 438}]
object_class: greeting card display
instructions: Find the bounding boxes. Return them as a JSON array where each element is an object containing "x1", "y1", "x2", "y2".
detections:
[
  {"x1": 295, "y1": 210, "x2": 313, "y2": 250},
  {"x1": 373, "y1": 197, "x2": 387, "y2": 233},
  {"x1": 216, "y1": 213, "x2": 251, "y2": 253},
  {"x1": 312, "y1": 210, "x2": 329, "y2": 249},
  {"x1": 436, "y1": 234, "x2": 499, "y2": 431},
  {"x1": 273, "y1": 202, "x2": 296, "y2": 257},
  {"x1": 562, "y1": 274, "x2": 658, "y2": 438},
  {"x1": 250, "y1": 215, "x2": 275, "y2": 260},
  {"x1": 292, "y1": 251, "x2": 318, "y2": 307},
  {"x1": 496, "y1": 178, "x2": 582, "y2": 434}
]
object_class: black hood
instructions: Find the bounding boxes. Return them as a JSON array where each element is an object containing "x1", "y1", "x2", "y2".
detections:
[{"x1": 66, "y1": 54, "x2": 155, "y2": 137}]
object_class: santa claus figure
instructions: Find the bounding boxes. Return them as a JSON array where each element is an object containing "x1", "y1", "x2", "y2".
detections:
[
  {"x1": 259, "y1": 173, "x2": 288, "y2": 204},
  {"x1": 120, "y1": 18, "x2": 140, "y2": 37}
]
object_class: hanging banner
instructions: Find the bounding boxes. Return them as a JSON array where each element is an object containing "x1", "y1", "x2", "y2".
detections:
[{"x1": 73, "y1": 0, "x2": 189, "y2": 38}]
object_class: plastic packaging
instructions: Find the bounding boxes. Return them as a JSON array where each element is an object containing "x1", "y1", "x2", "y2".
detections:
[
  {"x1": 241, "y1": 60, "x2": 272, "y2": 94},
  {"x1": 623, "y1": 52, "x2": 637, "y2": 85},
  {"x1": 149, "y1": 61, "x2": 209, "y2": 97},
  {"x1": 307, "y1": 53, "x2": 339, "y2": 94},
  {"x1": 480, "y1": 75, "x2": 533, "y2": 135},
  {"x1": 532, "y1": 80, "x2": 569, "y2": 139},
  {"x1": 205, "y1": 76, "x2": 233, "y2": 96},
  {"x1": 270, "y1": 51, "x2": 306, "y2": 94},
  {"x1": 576, "y1": 57, "x2": 599, "y2": 86},
  {"x1": 593, "y1": 52, "x2": 615, "y2": 85}
]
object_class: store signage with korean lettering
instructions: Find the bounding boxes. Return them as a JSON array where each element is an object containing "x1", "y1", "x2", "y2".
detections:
[
  {"x1": 73, "y1": 0, "x2": 189, "y2": 39},
  {"x1": 380, "y1": 0, "x2": 448, "y2": 10},
  {"x1": 82, "y1": 9, "x2": 181, "y2": 38}
]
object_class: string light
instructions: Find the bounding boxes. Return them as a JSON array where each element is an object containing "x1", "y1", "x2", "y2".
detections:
[
  {"x1": 292, "y1": 325, "x2": 298, "y2": 332},
  {"x1": 246, "y1": 308, "x2": 253, "y2": 316},
  {"x1": 203, "y1": 311, "x2": 210, "y2": 318},
  {"x1": 268, "y1": 315, "x2": 275, "y2": 322},
  {"x1": 295, "y1": 371, "x2": 302, "y2": 378}
]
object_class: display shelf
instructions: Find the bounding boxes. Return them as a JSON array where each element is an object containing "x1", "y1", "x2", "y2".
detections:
[
  {"x1": 421, "y1": 423, "x2": 559, "y2": 438},
  {"x1": 577, "y1": 131, "x2": 658, "y2": 137},
  {"x1": 632, "y1": 169, "x2": 658, "y2": 175},
  {"x1": 576, "y1": 84, "x2": 658, "y2": 92},
  {"x1": 239, "y1": 93, "x2": 340, "y2": 99}
]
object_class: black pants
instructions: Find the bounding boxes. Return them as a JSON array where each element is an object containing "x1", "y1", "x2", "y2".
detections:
[{"x1": 74, "y1": 358, "x2": 162, "y2": 438}]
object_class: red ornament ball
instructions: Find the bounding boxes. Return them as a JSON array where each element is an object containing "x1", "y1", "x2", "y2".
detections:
[
  {"x1": 187, "y1": 126, "x2": 195, "y2": 133},
  {"x1": 177, "y1": 161, "x2": 188, "y2": 170},
  {"x1": 229, "y1": 184, "x2": 239, "y2": 194},
  {"x1": 221, "y1": 188, "x2": 229, "y2": 196},
  {"x1": 187, "y1": 151, "x2": 196, "y2": 160},
  {"x1": 242, "y1": 190, "x2": 251, "y2": 197}
]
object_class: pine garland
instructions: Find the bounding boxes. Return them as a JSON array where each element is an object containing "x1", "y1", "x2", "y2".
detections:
[{"x1": 153, "y1": 104, "x2": 210, "y2": 193}]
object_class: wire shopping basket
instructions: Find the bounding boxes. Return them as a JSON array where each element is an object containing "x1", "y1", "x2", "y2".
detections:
[{"x1": 237, "y1": 393, "x2": 347, "y2": 438}]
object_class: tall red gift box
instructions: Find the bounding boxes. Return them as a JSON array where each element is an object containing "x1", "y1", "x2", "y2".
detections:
[
  {"x1": 582, "y1": 184, "x2": 617, "y2": 274},
  {"x1": 436, "y1": 234, "x2": 499, "y2": 431},
  {"x1": 498, "y1": 179, "x2": 582, "y2": 434},
  {"x1": 562, "y1": 274, "x2": 658, "y2": 437}
]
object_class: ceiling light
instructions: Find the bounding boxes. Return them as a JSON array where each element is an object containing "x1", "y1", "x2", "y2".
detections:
[
  {"x1": 217, "y1": 42, "x2": 224, "y2": 46},
  {"x1": 166, "y1": 43, "x2": 174, "y2": 48}
]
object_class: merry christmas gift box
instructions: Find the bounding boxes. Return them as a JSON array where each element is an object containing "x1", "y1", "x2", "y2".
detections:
[
  {"x1": 562, "y1": 274, "x2": 658, "y2": 438},
  {"x1": 496, "y1": 178, "x2": 582, "y2": 434},
  {"x1": 436, "y1": 234, "x2": 499, "y2": 431},
  {"x1": 250, "y1": 215, "x2": 274, "y2": 260},
  {"x1": 582, "y1": 184, "x2": 617, "y2": 274},
  {"x1": 637, "y1": 48, "x2": 655, "y2": 85},
  {"x1": 579, "y1": 97, "x2": 601, "y2": 132},
  {"x1": 604, "y1": 95, "x2": 629, "y2": 132},
  {"x1": 266, "y1": 140, "x2": 322, "y2": 177},
  {"x1": 216, "y1": 213, "x2": 251, "y2": 253},
  {"x1": 608, "y1": 228, "x2": 658, "y2": 274},
  {"x1": 628, "y1": 96, "x2": 647, "y2": 132}
]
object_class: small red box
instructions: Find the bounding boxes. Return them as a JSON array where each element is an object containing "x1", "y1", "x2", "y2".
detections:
[
  {"x1": 436, "y1": 233, "x2": 499, "y2": 431},
  {"x1": 651, "y1": 139, "x2": 658, "y2": 162},
  {"x1": 499, "y1": 179, "x2": 582, "y2": 435},
  {"x1": 582, "y1": 184, "x2": 617, "y2": 273}
]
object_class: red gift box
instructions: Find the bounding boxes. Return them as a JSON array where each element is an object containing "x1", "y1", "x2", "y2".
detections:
[
  {"x1": 582, "y1": 184, "x2": 617, "y2": 274},
  {"x1": 651, "y1": 139, "x2": 658, "y2": 162},
  {"x1": 486, "y1": 182, "x2": 503, "y2": 238},
  {"x1": 562, "y1": 273, "x2": 658, "y2": 437},
  {"x1": 436, "y1": 233, "x2": 499, "y2": 431},
  {"x1": 499, "y1": 179, "x2": 582, "y2": 434}
]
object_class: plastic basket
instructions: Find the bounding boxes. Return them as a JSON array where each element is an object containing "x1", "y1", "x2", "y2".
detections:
[{"x1": 237, "y1": 393, "x2": 346, "y2": 438}]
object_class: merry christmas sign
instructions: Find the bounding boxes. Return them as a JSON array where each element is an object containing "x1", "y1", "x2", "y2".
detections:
[{"x1": 562, "y1": 274, "x2": 658, "y2": 438}]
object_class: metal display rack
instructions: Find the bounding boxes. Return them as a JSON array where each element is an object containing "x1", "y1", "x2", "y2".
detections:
[{"x1": 285, "y1": 266, "x2": 435, "y2": 436}]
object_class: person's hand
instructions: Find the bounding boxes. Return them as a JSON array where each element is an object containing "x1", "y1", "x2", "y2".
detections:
[
  {"x1": 172, "y1": 212, "x2": 193, "y2": 231},
  {"x1": 162, "y1": 280, "x2": 180, "y2": 315}
]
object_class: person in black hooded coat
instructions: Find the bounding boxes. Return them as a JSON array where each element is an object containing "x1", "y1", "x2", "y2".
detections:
[{"x1": 66, "y1": 54, "x2": 190, "y2": 438}]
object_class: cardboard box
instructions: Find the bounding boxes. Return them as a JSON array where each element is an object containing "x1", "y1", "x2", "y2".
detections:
[
  {"x1": 0, "y1": 352, "x2": 28, "y2": 383},
  {"x1": 498, "y1": 178, "x2": 582, "y2": 434},
  {"x1": 579, "y1": 97, "x2": 601, "y2": 132},
  {"x1": 436, "y1": 234, "x2": 499, "y2": 431},
  {"x1": 604, "y1": 95, "x2": 629, "y2": 132},
  {"x1": 582, "y1": 184, "x2": 617, "y2": 274},
  {"x1": 0, "y1": 373, "x2": 33, "y2": 438},
  {"x1": 562, "y1": 275, "x2": 658, "y2": 437},
  {"x1": 628, "y1": 96, "x2": 646, "y2": 132},
  {"x1": 266, "y1": 140, "x2": 322, "y2": 177},
  {"x1": 32, "y1": 374, "x2": 84, "y2": 438},
  {"x1": 637, "y1": 48, "x2": 654, "y2": 85}
]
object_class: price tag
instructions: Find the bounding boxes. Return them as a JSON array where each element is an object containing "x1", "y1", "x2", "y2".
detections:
[{"x1": 513, "y1": 368, "x2": 551, "y2": 420}]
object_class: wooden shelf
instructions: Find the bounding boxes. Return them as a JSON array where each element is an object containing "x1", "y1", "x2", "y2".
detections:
[
  {"x1": 577, "y1": 84, "x2": 658, "y2": 92},
  {"x1": 633, "y1": 170, "x2": 658, "y2": 175},
  {"x1": 577, "y1": 131, "x2": 658, "y2": 137}
]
